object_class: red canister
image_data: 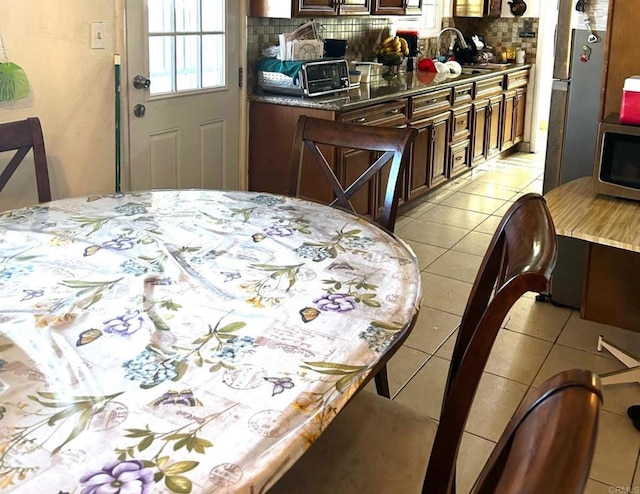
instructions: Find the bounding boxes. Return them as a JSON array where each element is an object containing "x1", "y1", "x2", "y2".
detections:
[{"x1": 620, "y1": 76, "x2": 640, "y2": 126}]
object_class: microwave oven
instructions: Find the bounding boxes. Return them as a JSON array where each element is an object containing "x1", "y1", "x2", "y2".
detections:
[
  {"x1": 257, "y1": 59, "x2": 350, "y2": 98},
  {"x1": 593, "y1": 113, "x2": 640, "y2": 201}
]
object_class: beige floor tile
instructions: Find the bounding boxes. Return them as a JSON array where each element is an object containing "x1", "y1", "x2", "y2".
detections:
[
  {"x1": 398, "y1": 220, "x2": 470, "y2": 249},
  {"x1": 386, "y1": 345, "x2": 431, "y2": 397},
  {"x1": 394, "y1": 354, "x2": 449, "y2": 419},
  {"x1": 401, "y1": 200, "x2": 437, "y2": 218},
  {"x1": 425, "y1": 249, "x2": 484, "y2": 284},
  {"x1": 473, "y1": 215, "x2": 502, "y2": 235},
  {"x1": 423, "y1": 186, "x2": 457, "y2": 204},
  {"x1": 590, "y1": 410, "x2": 640, "y2": 488},
  {"x1": 421, "y1": 272, "x2": 473, "y2": 316},
  {"x1": 491, "y1": 200, "x2": 515, "y2": 218},
  {"x1": 584, "y1": 479, "x2": 615, "y2": 494},
  {"x1": 503, "y1": 297, "x2": 572, "y2": 342},
  {"x1": 417, "y1": 204, "x2": 489, "y2": 230},
  {"x1": 405, "y1": 240, "x2": 447, "y2": 271},
  {"x1": 484, "y1": 329, "x2": 553, "y2": 385},
  {"x1": 532, "y1": 344, "x2": 640, "y2": 418},
  {"x1": 435, "y1": 330, "x2": 457, "y2": 360},
  {"x1": 440, "y1": 192, "x2": 507, "y2": 215},
  {"x1": 476, "y1": 171, "x2": 534, "y2": 190},
  {"x1": 404, "y1": 306, "x2": 461, "y2": 355},
  {"x1": 465, "y1": 372, "x2": 529, "y2": 442},
  {"x1": 451, "y1": 231, "x2": 493, "y2": 257},
  {"x1": 456, "y1": 432, "x2": 495, "y2": 494},
  {"x1": 518, "y1": 179, "x2": 544, "y2": 194},
  {"x1": 395, "y1": 215, "x2": 414, "y2": 229},
  {"x1": 458, "y1": 181, "x2": 519, "y2": 201},
  {"x1": 490, "y1": 163, "x2": 542, "y2": 180},
  {"x1": 558, "y1": 311, "x2": 640, "y2": 359}
]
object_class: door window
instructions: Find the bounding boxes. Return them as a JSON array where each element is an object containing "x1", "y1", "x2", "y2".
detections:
[{"x1": 147, "y1": 0, "x2": 225, "y2": 95}]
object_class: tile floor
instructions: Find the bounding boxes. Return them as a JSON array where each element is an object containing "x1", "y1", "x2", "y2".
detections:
[{"x1": 381, "y1": 152, "x2": 640, "y2": 493}]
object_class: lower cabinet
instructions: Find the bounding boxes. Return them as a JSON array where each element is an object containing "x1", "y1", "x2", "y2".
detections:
[
  {"x1": 514, "y1": 87, "x2": 526, "y2": 145},
  {"x1": 408, "y1": 111, "x2": 450, "y2": 199},
  {"x1": 486, "y1": 94, "x2": 503, "y2": 159},
  {"x1": 471, "y1": 98, "x2": 489, "y2": 166},
  {"x1": 338, "y1": 147, "x2": 377, "y2": 218}
]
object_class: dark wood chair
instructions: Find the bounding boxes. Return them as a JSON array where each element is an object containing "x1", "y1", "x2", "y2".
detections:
[
  {"x1": 0, "y1": 117, "x2": 51, "y2": 203},
  {"x1": 268, "y1": 193, "x2": 560, "y2": 494},
  {"x1": 289, "y1": 115, "x2": 417, "y2": 398},
  {"x1": 288, "y1": 115, "x2": 417, "y2": 233},
  {"x1": 472, "y1": 368, "x2": 602, "y2": 494}
]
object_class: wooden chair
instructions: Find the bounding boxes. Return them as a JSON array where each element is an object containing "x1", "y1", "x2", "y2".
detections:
[
  {"x1": 472, "y1": 368, "x2": 602, "y2": 494},
  {"x1": 289, "y1": 115, "x2": 417, "y2": 398},
  {"x1": 0, "y1": 117, "x2": 51, "y2": 203},
  {"x1": 268, "y1": 193, "x2": 560, "y2": 494},
  {"x1": 288, "y1": 115, "x2": 417, "y2": 233}
]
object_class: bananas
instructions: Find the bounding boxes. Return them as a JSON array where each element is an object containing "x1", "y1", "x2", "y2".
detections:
[{"x1": 375, "y1": 35, "x2": 410, "y2": 58}]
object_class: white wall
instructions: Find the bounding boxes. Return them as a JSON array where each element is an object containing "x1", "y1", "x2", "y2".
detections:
[{"x1": 0, "y1": 1, "x2": 118, "y2": 210}]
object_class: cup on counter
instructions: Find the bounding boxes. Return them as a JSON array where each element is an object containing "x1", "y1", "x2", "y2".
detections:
[
  {"x1": 500, "y1": 51, "x2": 508, "y2": 63},
  {"x1": 506, "y1": 47, "x2": 516, "y2": 63},
  {"x1": 516, "y1": 49, "x2": 526, "y2": 64}
]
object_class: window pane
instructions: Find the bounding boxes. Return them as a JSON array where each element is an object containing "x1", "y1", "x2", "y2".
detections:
[
  {"x1": 149, "y1": 36, "x2": 175, "y2": 94},
  {"x1": 177, "y1": 35, "x2": 200, "y2": 90},
  {"x1": 176, "y1": 0, "x2": 199, "y2": 32},
  {"x1": 202, "y1": 0, "x2": 224, "y2": 32},
  {"x1": 202, "y1": 34, "x2": 224, "y2": 88},
  {"x1": 148, "y1": 0, "x2": 174, "y2": 33}
]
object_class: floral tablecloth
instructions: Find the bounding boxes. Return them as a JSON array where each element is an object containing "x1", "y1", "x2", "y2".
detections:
[{"x1": 0, "y1": 190, "x2": 422, "y2": 493}]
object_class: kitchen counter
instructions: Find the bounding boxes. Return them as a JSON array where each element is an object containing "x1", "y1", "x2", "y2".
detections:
[{"x1": 249, "y1": 64, "x2": 531, "y2": 112}]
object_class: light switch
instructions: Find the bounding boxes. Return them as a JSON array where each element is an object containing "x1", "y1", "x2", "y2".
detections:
[{"x1": 91, "y1": 22, "x2": 105, "y2": 49}]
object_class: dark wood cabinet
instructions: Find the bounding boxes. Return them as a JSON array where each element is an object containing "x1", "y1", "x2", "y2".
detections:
[
  {"x1": 340, "y1": 0, "x2": 372, "y2": 15},
  {"x1": 486, "y1": 95, "x2": 503, "y2": 159},
  {"x1": 513, "y1": 88, "x2": 526, "y2": 145},
  {"x1": 250, "y1": 0, "x2": 386, "y2": 17},
  {"x1": 453, "y1": 0, "x2": 502, "y2": 17},
  {"x1": 449, "y1": 139, "x2": 471, "y2": 177},
  {"x1": 429, "y1": 113, "x2": 451, "y2": 187},
  {"x1": 371, "y1": 0, "x2": 422, "y2": 15},
  {"x1": 295, "y1": 0, "x2": 339, "y2": 16},
  {"x1": 338, "y1": 148, "x2": 376, "y2": 217},
  {"x1": 501, "y1": 88, "x2": 517, "y2": 151},
  {"x1": 471, "y1": 99, "x2": 489, "y2": 166}
]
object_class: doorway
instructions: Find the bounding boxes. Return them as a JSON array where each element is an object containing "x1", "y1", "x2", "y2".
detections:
[{"x1": 122, "y1": 0, "x2": 242, "y2": 192}]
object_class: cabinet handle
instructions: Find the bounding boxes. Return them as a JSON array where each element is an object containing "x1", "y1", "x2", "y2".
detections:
[
  {"x1": 427, "y1": 98, "x2": 437, "y2": 104},
  {"x1": 455, "y1": 155, "x2": 464, "y2": 162},
  {"x1": 386, "y1": 108, "x2": 401, "y2": 116},
  {"x1": 456, "y1": 90, "x2": 470, "y2": 96},
  {"x1": 456, "y1": 118, "x2": 465, "y2": 126},
  {"x1": 352, "y1": 117, "x2": 367, "y2": 124},
  {"x1": 487, "y1": 105, "x2": 493, "y2": 117}
]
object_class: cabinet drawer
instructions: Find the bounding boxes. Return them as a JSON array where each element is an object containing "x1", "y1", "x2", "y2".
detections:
[
  {"x1": 449, "y1": 139, "x2": 470, "y2": 177},
  {"x1": 506, "y1": 69, "x2": 529, "y2": 89},
  {"x1": 451, "y1": 105, "x2": 472, "y2": 143},
  {"x1": 410, "y1": 88, "x2": 453, "y2": 120},
  {"x1": 474, "y1": 75, "x2": 504, "y2": 100},
  {"x1": 452, "y1": 83, "x2": 473, "y2": 107},
  {"x1": 339, "y1": 100, "x2": 408, "y2": 127}
]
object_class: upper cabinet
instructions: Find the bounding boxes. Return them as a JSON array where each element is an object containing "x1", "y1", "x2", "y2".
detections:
[
  {"x1": 371, "y1": 0, "x2": 423, "y2": 16},
  {"x1": 453, "y1": 0, "x2": 501, "y2": 17},
  {"x1": 249, "y1": 0, "x2": 420, "y2": 17}
]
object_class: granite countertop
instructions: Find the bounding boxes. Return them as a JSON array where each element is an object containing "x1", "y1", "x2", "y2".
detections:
[{"x1": 249, "y1": 64, "x2": 532, "y2": 112}]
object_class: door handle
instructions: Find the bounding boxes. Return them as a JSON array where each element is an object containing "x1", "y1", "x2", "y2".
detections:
[
  {"x1": 133, "y1": 75, "x2": 151, "y2": 90},
  {"x1": 133, "y1": 104, "x2": 146, "y2": 118}
]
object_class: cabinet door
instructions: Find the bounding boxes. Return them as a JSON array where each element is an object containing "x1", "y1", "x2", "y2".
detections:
[
  {"x1": 429, "y1": 114, "x2": 450, "y2": 187},
  {"x1": 449, "y1": 139, "x2": 470, "y2": 178},
  {"x1": 513, "y1": 88, "x2": 526, "y2": 145},
  {"x1": 372, "y1": 0, "x2": 422, "y2": 15},
  {"x1": 487, "y1": 0, "x2": 502, "y2": 17},
  {"x1": 471, "y1": 100, "x2": 489, "y2": 166},
  {"x1": 407, "y1": 122, "x2": 431, "y2": 200},
  {"x1": 501, "y1": 89, "x2": 517, "y2": 151},
  {"x1": 294, "y1": 0, "x2": 338, "y2": 16},
  {"x1": 340, "y1": 0, "x2": 371, "y2": 15},
  {"x1": 486, "y1": 96, "x2": 503, "y2": 159}
]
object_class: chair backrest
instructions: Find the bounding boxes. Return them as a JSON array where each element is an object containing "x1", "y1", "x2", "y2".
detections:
[
  {"x1": 0, "y1": 117, "x2": 51, "y2": 203},
  {"x1": 423, "y1": 193, "x2": 558, "y2": 493},
  {"x1": 472, "y1": 369, "x2": 602, "y2": 494},
  {"x1": 288, "y1": 115, "x2": 417, "y2": 231}
]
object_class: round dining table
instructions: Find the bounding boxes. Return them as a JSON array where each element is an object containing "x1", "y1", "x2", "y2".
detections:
[{"x1": 0, "y1": 190, "x2": 421, "y2": 493}]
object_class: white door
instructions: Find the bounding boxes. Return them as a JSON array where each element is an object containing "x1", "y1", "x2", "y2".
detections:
[{"x1": 126, "y1": 0, "x2": 239, "y2": 191}]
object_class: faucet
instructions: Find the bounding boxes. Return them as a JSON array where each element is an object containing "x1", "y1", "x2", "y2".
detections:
[{"x1": 436, "y1": 27, "x2": 468, "y2": 59}]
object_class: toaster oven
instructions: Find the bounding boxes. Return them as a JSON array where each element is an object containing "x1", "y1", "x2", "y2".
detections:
[{"x1": 258, "y1": 59, "x2": 350, "y2": 97}]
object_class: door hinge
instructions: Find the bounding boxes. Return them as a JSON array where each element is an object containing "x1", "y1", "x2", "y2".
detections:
[{"x1": 239, "y1": 67, "x2": 243, "y2": 88}]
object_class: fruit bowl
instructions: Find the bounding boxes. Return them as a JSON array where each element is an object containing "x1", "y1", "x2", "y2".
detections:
[{"x1": 375, "y1": 36, "x2": 409, "y2": 79}]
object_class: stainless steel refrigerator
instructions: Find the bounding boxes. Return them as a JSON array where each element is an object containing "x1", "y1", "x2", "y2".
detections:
[{"x1": 542, "y1": 7, "x2": 605, "y2": 308}]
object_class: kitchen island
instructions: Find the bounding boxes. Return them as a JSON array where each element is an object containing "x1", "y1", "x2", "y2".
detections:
[{"x1": 249, "y1": 64, "x2": 531, "y2": 220}]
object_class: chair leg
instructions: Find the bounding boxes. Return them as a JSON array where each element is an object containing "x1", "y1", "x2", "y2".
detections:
[
  {"x1": 374, "y1": 365, "x2": 391, "y2": 398},
  {"x1": 597, "y1": 335, "x2": 640, "y2": 385}
]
